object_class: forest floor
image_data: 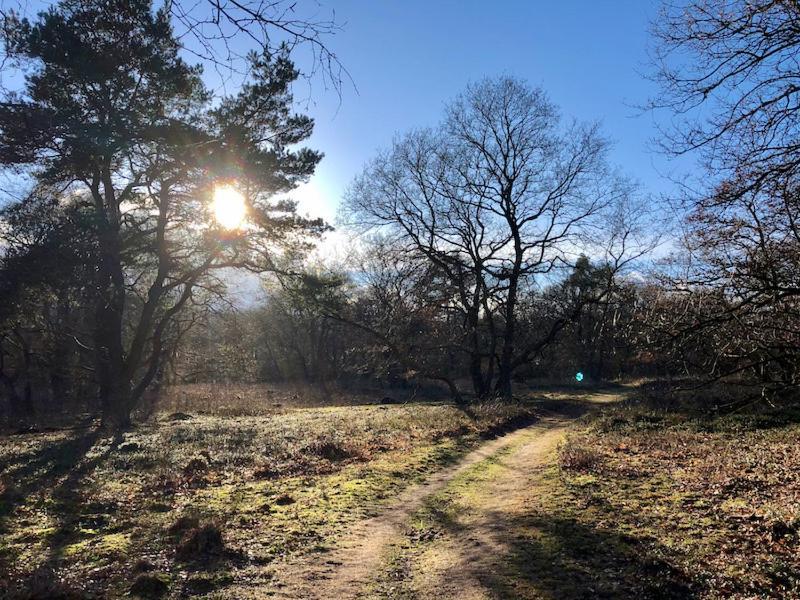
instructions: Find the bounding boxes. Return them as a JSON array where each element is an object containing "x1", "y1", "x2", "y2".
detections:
[
  {"x1": 1, "y1": 383, "x2": 799, "y2": 599},
  {"x1": 263, "y1": 392, "x2": 613, "y2": 599}
]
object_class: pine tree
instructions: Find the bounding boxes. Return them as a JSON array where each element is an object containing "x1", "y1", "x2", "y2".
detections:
[{"x1": 0, "y1": 0, "x2": 326, "y2": 427}]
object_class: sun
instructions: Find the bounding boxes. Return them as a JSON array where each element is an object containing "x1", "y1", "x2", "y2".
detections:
[{"x1": 211, "y1": 184, "x2": 247, "y2": 229}]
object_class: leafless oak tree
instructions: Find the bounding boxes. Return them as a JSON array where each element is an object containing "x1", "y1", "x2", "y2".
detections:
[{"x1": 344, "y1": 77, "x2": 656, "y2": 400}]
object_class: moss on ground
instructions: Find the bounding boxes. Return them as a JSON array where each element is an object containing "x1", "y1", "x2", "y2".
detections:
[
  {"x1": 367, "y1": 398, "x2": 800, "y2": 599},
  {"x1": 0, "y1": 398, "x2": 534, "y2": 599}
]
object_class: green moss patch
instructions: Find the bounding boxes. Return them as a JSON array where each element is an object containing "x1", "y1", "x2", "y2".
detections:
[{"x1": 0, "y1": 398, "x2": 534, "y2": 598}]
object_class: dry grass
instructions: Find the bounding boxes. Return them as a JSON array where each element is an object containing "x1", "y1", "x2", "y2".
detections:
[
  {"x1": 551, "y1": 399, "x2": 800, "y2": 598},
  {"x1": 0, "y1": 388, "x2": 536, "y2": 599},
  {"x1": 153, "y1": 382, "x2": 437, "y2": 417}
]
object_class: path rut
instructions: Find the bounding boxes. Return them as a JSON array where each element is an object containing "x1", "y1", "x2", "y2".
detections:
[{"x1": 267, "y1": 392, "x2": 619, "y2": 599}]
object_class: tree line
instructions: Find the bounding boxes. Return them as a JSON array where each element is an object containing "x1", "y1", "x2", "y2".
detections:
[{"x1": 1, "y1": 0, "x2": 799, "y2": 429}]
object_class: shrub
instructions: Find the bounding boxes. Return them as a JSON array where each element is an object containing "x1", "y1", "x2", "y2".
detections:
[
  {"x1": 118, "y1": 441, "x2": 143, "y2": 453},
  {"x1": 304, "y1": 437, "x2": 360, "y2": 462},
  {"x1": 559, "y1": 437, "x2": 604, "y2": 472},
  {"x1": 168, "y1": 514, "x2": 200, "y2": 536},
  {"x1": 3, "y1": 570, "x2": 85, "y2": 599},
  {"x1": 175, "y1": 522, "x2": 225, "y2": 562},
  {"x1": 129, "y1": 573, "x2": 169, "y2": 599},
  {"x1": 274, "y1": 493, "x2": 295, "y2": 506},
  {"x1": 182, "y1": 456, "x2": 209, "y2": 476}
]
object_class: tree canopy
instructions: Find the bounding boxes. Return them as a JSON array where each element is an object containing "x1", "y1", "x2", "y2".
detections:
[{"x1": 0, "y1": 0, "x2": 326, "y2": 425}]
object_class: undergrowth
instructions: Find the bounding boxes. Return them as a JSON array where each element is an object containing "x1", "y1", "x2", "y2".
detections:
[
  {"x1": 554, "y1": 390, "x2": 800, "y2": 598},
  {"x1": 0, "y1": 397, "x2": 534, "y2": 599}
]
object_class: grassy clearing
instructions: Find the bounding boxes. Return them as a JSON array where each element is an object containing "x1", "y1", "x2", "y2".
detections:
[
  {"x1": 152, "y1": 382, "x2": 446, "y2": 417},
  {"x1": 549, "y1": 398, "x2": 800, "y2": 598},
  {"x1": 365, "y1": 387, "x2": 800, "y2": 599},
  {"x1": 0, "y1": 394, "x2": 534, "y2": 599}
]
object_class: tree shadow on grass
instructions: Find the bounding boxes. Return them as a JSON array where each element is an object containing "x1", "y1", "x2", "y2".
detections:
[
  {"x1": 0, "y1": 428, "x2": 121, "y2": 598},
  {"x1": 486, "y1": 513, "x2": 698, "y2": 599},
  {"x1": 456, "y1": 388, "x2": 602, "y2": 431},
  {"x1": 0, "y1": 429, "x2": 105, "y2": 517},
  {"x1": 418, "y1": 502, "x2": 700, "y2": 600},
  {"x1": 530, "y1": 396, "x2": 596, "y2": 419}
]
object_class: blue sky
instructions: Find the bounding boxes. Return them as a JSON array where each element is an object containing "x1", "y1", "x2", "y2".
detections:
[
  {"x1": 5, "y1": 1, "x2": 692, "y2": 222},
  {"x1": 281, "y1": 0, "x2": 692, "y2": 223}
]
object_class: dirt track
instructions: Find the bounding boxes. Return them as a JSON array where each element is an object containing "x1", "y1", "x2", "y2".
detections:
[{"x1": 267, "y1": 392, "x2": 621, "y2": 599}]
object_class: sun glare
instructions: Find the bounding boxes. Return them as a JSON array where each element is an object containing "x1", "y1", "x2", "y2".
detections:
[{"x1": 212, "y1": 184, "x2": 247, "y2": 229}]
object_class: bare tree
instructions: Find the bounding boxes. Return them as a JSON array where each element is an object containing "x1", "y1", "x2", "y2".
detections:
[
  {"x1": 0, "y1": 0, "x2": 348, "y2": 94},
  {"x1": 344, "y1": 77, "x2": 654, "y2": 400},
  {"x1": 650, "y1": 0, "x2": 800, "y2": 395},
  {"x1": 283, "y1": 244, "x2": 470, "y2": 403},
  {"x1": 650, "y1": 0, "x2": 800, "y2": 182},
  {"x1": 168, "y1": 0, "x2": 349, "y2": 94}
]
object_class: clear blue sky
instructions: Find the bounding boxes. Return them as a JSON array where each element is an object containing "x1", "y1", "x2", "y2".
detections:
[
  {"x1": 6, "y1": 1, "x2": 691, "y2": 221},
  {"x1": 283, "y1": 0, "x2": 691, "y2": 222}
]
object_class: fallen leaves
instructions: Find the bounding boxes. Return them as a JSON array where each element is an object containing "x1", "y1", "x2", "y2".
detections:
[{"x1": 559, "y1": 407, "x2": 800, "y2": 598}]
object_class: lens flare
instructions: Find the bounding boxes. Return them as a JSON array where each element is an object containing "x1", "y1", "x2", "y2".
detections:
[{"x1": 211, "y1": 185, "x2": 247, "y2": 229}]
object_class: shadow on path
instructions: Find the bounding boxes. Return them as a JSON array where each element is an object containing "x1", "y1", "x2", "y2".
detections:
[{"x1": 422, "y1": 502, "x2": 699, "y2": 599}]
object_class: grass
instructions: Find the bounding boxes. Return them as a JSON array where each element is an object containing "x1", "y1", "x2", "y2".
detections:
[
  {"x1": 152, "y1": 381, "x2": 446, "y2": 417},
  {"x1": 5, "y1": 382, "x2": 794, "y2": 599},
  {"x1": 363, "y1": 386, "x2": 800, "y2": 599},
  {"x1": 547, "y1": 396, "x2": 800, "y2": 598},
  {"x1": 0, "y1": 388, "x2": 535, "y2": 599}
]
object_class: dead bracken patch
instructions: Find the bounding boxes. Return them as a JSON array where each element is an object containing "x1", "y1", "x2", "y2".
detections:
[
  {"x1": 304, "y1": 438, "x2": 365, "y2": 462},
  {"x1": 175, "y1": 522, "x2": 226, "y2": 562},
  {"x1": 1, "y1": 572, "x2": 86, "y2": 600},
  {"x1": 132, "y1": 558, "x2": 156, "y2": 573},
  {"x1": 183, "y1": 456, "x2": 209, "y2": 476},
  {"x1": 252, "y1": 465, "x2": 281, "y2": 479},
  {"x1": 168, "y1": 514, "x2": 200, "y2": 536},
  {"x1": 557, "y1": 437, "x2": 605, "y2": 472},
  {"x1": 555, "y1": 403, "x2": 800, "y2": 598},
  {"x1": 167, "y1": 412, "x2": 193, "y2": 421}
]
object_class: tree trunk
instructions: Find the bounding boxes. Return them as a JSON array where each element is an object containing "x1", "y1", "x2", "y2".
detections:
[
  {"x1": 6, "y1": 331, "x2": 36, "y2": 422},
  {"x1": 100, "y1": 376, "x2": 135, "y2": 430},
  {"x1": 496, "y1": 348, "x2": 514, "y2": 401},
  {"x1": 441, "y1": 376, "x2": 465, "y2": 405},
  {"x1": 94, "y1": 266, "x2": 134, "y2": 429},
  {"x1": 469, "y1": 352, "x2": 489, "y2": 400},
  {"x1": 0, "y1": 375, "x2": 21, "y2": 419},
  {"x1": 94, "y1": 167, "x2": 135, "y2": 430},
  {"x1": 467, "y1": 302, "x2": 491, "y2": 400},
  {"x1": 49, "y1": 298, "x2": 72, "y2": 415},
  {"x1": 496, "y1": 188, "x2": 523, "y2": 402},
  {"x1": 496, "y1": 278, "x2": 519, "y2": 401}
]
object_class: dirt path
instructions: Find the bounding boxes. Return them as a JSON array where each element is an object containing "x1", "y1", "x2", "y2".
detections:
[
  {"x1": 268, "y1": 391, "x2": 621, "y2": 599},
  {"x1": 375, "y1": 421, "x2": 566, "y2": 599}
]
